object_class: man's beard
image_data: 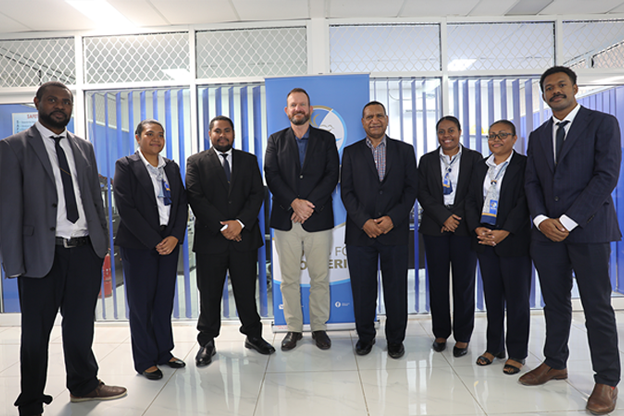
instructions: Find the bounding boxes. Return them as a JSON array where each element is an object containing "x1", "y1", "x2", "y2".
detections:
[
  {"x1": 39, "y1": 111, "x2": 70, "y2": 129},
  {"x1": 289, "y1": 112, "x2": 309, "y2": 126}
]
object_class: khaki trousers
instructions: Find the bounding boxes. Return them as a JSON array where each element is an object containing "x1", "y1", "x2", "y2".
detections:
[{"x1": 274, "y1": 222, "x2": 332, "y2": 332}]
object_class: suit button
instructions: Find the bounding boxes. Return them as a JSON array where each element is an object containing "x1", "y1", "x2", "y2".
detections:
[
  {"x1": 379, "y1": 191, "x2": 383, "y2": 195},
  {"x1": 300, "y1": 175, "x2": 303, "y2": 179},
  {"x1": 50, "y1": 227, "x2": 55, "y2": 231},
  {"x1": 52, "y1": 203, "x2": 57, "y2": 208},
  {"x1": 378, "y1": 212, "x2": 382, "y2": 216},
  {"x1": 554, "y1": 196, "x2": 559, "y2": 201},
  {"x1": 229, "y1": 201, "x2": 232, "y2": 204}
]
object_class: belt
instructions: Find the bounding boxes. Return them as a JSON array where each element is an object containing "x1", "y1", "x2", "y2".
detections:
[{"x1": 55, "y1": 236, "x2": 89, "y2": 248}]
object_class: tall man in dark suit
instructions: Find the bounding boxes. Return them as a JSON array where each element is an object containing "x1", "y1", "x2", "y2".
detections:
[
  {"x1": 340, "y1": 101, "x2": 418, "y2": 359},
  {"x1": 0, "y1": 81, "x2": 126, "y2": 416},
  {"x1": 187, "y1": 116, "x2": 275, "y2": 367},
  {"x1": 522, "y1": 66, "x2": 621, "y2": 415},
  {"x1": 265, "y1": 88, "x2": 340, "y2": 351}
]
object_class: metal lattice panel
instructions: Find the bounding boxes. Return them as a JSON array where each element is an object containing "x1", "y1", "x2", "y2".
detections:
[
  {"x1": 330, "y1": 24, "x2": 440, "y2": 73},
  {"x1": 562, "y1": 20, "x2": 624, "y2": 68},
  {"x1": 0, "y1": 37, "x2": 75, "y2": 87},
  {"x1": 83, "y1": 32, "x2": 189, "y2": 84},
  {"x1": 592, "y1": 42, "x2": 624, "y2": 69},
  {"x1": 447, "y1": 22, "x2": 554, "y2": 71},
  {"x1": 196, "y1": 27, "x2": 307, "y2": 78}
]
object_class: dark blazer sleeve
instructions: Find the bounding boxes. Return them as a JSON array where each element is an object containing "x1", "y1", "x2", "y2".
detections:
[
  {"x1": 305, "y1": 129, "x2": 340, "y2": 212},
  {"x1": 264, "y1": 130, "x2": 298, "y2": 210},
  {"x1": 233, "y1": 151, "x2": 265, "y2": 230},
  {"x1": 113, "y1": 157, "x2": 163, "y2": 249},
  {"x1": 386, "y1": 141, "x2": 418, "y2": 228},
  {"x1": 340, "y1": 143, "x2": 370, "y2": 229},
  {"x1": 464, "y1": 159, "x2": 487, "y2": 234},
  {"x1": 164, "y1": 160, "x2": 188, "y2": 243}
]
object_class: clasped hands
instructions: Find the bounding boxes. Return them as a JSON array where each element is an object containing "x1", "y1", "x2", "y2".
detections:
[
  {"x1": 362, "y1": 216, "x2": 394, "y2": 239},
  {"x1": 475, "y1": 227, "x2": 509, "y2": 246},
  {"x1": 291, "y1": 198, "x2": 315, "y2": 224},
  {"x1": 220, "y1": 220, "x2": 243, "y2": 242},
  {"x1": 538, "y1": 218, "x2": 569, "y2": 242},
  {"x1": 156, "y1": 236, "x2": 178, "y2": 255}
]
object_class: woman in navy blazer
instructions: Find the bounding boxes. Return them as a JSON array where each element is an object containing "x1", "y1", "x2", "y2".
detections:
[
  {"x1": 418, "y1": 116, "x2": 482, "y2": 357},
  {"x1": 465, "y1": 120, "x2": 531, "y2": 375},
  {"x1": 114, "y1": 120, "x2": 188, "y2": 380}
]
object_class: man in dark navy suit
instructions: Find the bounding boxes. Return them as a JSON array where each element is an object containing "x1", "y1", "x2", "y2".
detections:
[
  {"x1": 340, "y1": 101, "x2": 417, "y2": 359},
  {"x1": 522, "y1": 66, "x2": 621, "y2": 415},
  {"x1": 187, "y1": 116, "x2": 275, "y2": 366}
]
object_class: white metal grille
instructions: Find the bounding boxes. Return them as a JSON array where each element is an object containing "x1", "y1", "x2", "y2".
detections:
[
  {"x1": 196, "y1": 27, "x2": 307, "y2": 78},
  {"x1": 592, "y1": 42, "x2": 624, "y2": 68},
  {"x1": 0, "y1": 37, "x2": 75, "y2": 87},
  {"x1": 330, "y1": 24, "x2": 440, "y2": 73},
  {"x1": 562, "y1": 20, "x2": 624, "y2": 67},
  {"x1": 447, "y1": 22, "x2": 554, "y2": 71},
  {"x1": 83, "y1": 32, "x2": 189, "y2": 84}
]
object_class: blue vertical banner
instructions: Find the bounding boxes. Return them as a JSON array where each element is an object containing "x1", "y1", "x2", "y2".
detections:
[{"x1": 265, "y1": 74, "x2": 370, "y2": 329}]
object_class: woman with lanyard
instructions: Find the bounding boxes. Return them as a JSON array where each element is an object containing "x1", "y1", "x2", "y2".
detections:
[
  {"x1": 465, "y1": 120, "x2": 531, "y2": 375},
  {"x1": 418, "y1": 115, "x2": 482, "y2": 357},
  {"x1": 114, "y1": 119, "x2": 188, "y2": 380}
]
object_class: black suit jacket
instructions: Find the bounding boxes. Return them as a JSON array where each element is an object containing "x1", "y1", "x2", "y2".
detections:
[
  {"x1": 186, "y1": 147, "x2": 264, "y2": 254},
  {"x1": 418, "y1": 146, "x2": 482, "y2": 236},
  {"x1": 341, "y1": 137, "x2": 418, "y2": 246},
  {"x1": 264, "y1": 126, "x2": 339, "y2": 232},
  {"x1": 465, "y1": 152, "x2": 531, "y2": 257},
  {"x1": 113, "y1": 152, "x2": 188, "y2": 250},
  {"x1": 0, "y1": 125, "x2": 108, "y2": 278},
  {"x1": 525, "y1": 106, "x2": 622, "y2": 243}
]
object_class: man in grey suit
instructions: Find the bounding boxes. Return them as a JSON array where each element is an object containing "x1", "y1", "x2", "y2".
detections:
[
  {"x1": 0, "y1": 81, "x2": 126, "y2": 416},
  {"x1": 522, "y1": 66, "x2": 621, "y2": 415}
]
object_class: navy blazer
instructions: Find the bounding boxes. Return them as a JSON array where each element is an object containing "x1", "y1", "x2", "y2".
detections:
[
  {"x1": 0, "y1": 126, "x2": 108, "y2": 278},
  {"x1": 113, "y1": 152, "x2": 187, "y2": 250},
  {"x1": 418, "y1": 146, "x2": 483, "y2": 236},
  {"x1": 465, "y1": 152, "x2": 531, "y2": 257},
  {"x1": 264, "y1": 126, "x2": 339, "y2": 232},
  {"x1": 186, "y1": 147, "x2": 264, "y2": 254},
  {"x1": 525, "y1": 106, "x2": 622, "y2": 244},
  {"x1": 341, "y1": 137, "x2": 418, "y2": 246}
]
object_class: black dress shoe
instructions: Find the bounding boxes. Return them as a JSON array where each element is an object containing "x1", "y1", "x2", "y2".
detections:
[
  {"x1": 167, "y1": 357, "x2": 186, "y2": 368},
  {"x1": 388, "y1": 342, "x2": 405, "y2": 359},
  {"x1": 432, "y1": 340, "x2": 446, "y2": 352},
  {"x1": 196, "y1": 340, "x2": 216, "y2": 366},
  {"x1": 312, "y1": 330, "x2": 331, "y2": 350},
  {"x1": 142, "y1": 368, "x2": 163, "y2": 380},
  {"x1": 355, "y1": 339, "x2": 375, "y2": 356},
  {"x1": 453, "y1": 344, "x2": 469, "y2": 357},
  {"x1": 245, "y1": 336, "x2": 276, "y2": 355},
  {"x1": 281, "y1": 332, "x2": 303, "y2": 351}
]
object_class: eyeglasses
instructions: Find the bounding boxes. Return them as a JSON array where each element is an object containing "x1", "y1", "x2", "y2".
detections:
[{"x1": 488, "y1": 132, "x2": 513, "y2": 141}]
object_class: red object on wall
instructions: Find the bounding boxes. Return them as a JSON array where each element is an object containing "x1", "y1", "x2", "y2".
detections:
[{"x1": 99, "y1": 253, "x2": 113, "y2": 298}]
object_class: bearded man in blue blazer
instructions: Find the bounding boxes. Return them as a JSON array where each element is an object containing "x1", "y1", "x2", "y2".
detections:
[{"x1": 522, "y1": 66, "x2": 621, "y2": 415}]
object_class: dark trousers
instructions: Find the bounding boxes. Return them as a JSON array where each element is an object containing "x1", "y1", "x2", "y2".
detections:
[
  {"x1": 423, "y1": 233, "x2": 477, "y2": 342},
  {"x1": 346, "y1": 242, "x2": 408, "y2": 345},
  {"x1": 477, "y1": 247, "x2": 531, "y2": 359},
  {"x1": 15, "y1": 243, "x2": 103, "y2": 416},
  {"x1": 120, "y1": 246, "x2": 179, "y2": 373},
  {"x1": 196, "y1": 249, "x2": 262, "y2": 346},
  {"x1": 531, "y1": 241, "x2": 621, "y2": 386}
]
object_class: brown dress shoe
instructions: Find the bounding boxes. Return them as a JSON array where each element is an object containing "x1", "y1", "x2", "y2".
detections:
[
  {"x1": 518, "y1": 362, "x2": 568, "y2": 386},
  {"x1": 281, "y1": 332, "x2": 303, "y2": 351},
  {"x1": 70, "y1": 380, "x2": 127, "y2": 402},
  {"x1": 587, "y1": 384, "x2": 618, "y2": 415},
  {"x1": 312, "y1": 331, "x2": 331, "y2": 350}
]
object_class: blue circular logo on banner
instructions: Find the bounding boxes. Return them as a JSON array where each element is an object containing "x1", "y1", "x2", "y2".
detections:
[{"x1": 311, "y1": 106, "x2": 347, "y2": 152}]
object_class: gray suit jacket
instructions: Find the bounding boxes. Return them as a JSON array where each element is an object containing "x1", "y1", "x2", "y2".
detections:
[{"x1": 0, "y1": 125, "x2": 108, "y2": 278}]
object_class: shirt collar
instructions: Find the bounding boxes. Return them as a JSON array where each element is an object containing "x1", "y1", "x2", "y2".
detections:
[
  {"x1": 552, "y1": 103, "x2": 581, "y2": 125},
  {"x1": 294, "y1": 126, "x2": 310, "y2": 140},
  {"x1": 36, "y1": 121, "x2": 67, "y2": 141},
  {"x1": 439, "y1": 144, "x2": 462, "y2": 160},
  {"x1": 366, "y1": 135, "x2": 387, "y2": 149},
  {"x1": 215, "y1": 148, "x2": 232, "y2": 157},
  {"x1": 137, "y1": 149, "x2": 165, "y2": 169},
  {"x1": 485, "y1": 150, "x2": 514, "y2": 168}
]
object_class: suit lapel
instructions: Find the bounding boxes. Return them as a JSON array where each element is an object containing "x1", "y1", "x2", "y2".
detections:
[
  {"x1": 535, "y1": 119, "x2": 555, "y2": 173},
  {"x1": 432, "y1": 147, "x2": 444, "y2": 197},
  {"x1": 27, "y1": 126, "x2": 55, "y2": 183},
  {"x1": 286, "y1": 128, "x2": 302, "y2": 172},
  {"x1": 66, "y1": 134, "x2": 93, "y2": 207},
  {"x1": 359, "y1": 139, "x2": 379, "y2": 181},
  {"x1": 208, "y1": 147, "x2": 229, "y2": 192},
  {"x1": 129, "y1": 152, "x2": 158, "y2": 204},
  {"x1": 558, "y1": 106, "x2": 587, "y2": 163},
  {"x1": 456, "y1": 146, "x2": 472, "y2": 194}
]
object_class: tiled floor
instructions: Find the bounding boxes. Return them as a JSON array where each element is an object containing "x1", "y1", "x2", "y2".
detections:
[{"x1": 2, "y1": 311, "x2": 624, "y2": 415}]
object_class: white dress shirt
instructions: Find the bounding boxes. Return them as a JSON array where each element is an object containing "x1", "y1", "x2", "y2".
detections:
[
  {"x1": 137, "y1": 149, "x2": 171, "y2": 226},
  {"x1": 438, "y1": 145, "x2": 463, "y2": 206}
]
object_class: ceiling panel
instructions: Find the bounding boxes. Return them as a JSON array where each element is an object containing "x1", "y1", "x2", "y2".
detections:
[
  {"x1": 540, "y1": 0, "x2": 624, "y2": 15},
  {"x1": 233, "y1": 0, "x2": 309, "y2": 21},
  {"x1": 109, "y1": 0, "x2": 170, "y2": 27},
  {"x1": 149, "y1": 0, "x2": 238, "y2": 24},
  {"x1": 0, "y1": 12, "x2": 32, "y2": 33},
  {"x1": 400, "y1": 0, "x2": 481, "y2": 17},
  {"x1": 467, "y1": 0, "x2": 522, "y2": 16},
  {"x1": 0, "y1": 0, "x2": 97, "y2": 32},
  {"x1": 328, "y1": 0, "x2": 405, "y2": 18}
]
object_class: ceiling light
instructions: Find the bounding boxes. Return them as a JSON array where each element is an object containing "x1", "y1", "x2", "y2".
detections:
[
  {"x1": 66, "y1": 0, "x2": 134, "y2": 28},
  {"x1": 448, "y1": 59, "x2": 477, "y2": 71}
]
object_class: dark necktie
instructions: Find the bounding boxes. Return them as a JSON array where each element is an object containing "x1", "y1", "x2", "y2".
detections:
[
  {"x1": 220, "y1": 153, "x2": 231, "y2": 182},
  {"x1": 52, "y1": 136, "x2": 79, "y2": 223},
  {"x1": 555, "y1": 120, "x2": 569, "y2": 164}
]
